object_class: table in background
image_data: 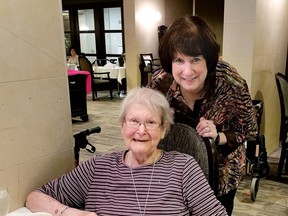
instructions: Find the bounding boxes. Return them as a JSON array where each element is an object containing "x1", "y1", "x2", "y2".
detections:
[
  {"x1": 94, "y1": 66, "x2": 126, "y2": 84},
  {"x1": 68, "y1": 69, "x2": 91, "y2": 93},
  {"x1": 94, "y1": 66, "x2": 126, "y2": 95}
]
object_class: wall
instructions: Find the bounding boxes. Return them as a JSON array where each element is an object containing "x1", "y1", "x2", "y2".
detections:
[
  {"x1": 223, "y1": 0, "x2": 288, "y2": 154},
  {"x1": 223, "y1": 0, "x2": 256, "y2": 87},
  {"x1": 124, "y1": 0, "x2": 165, "y2": 89},
  {"x1": 0, "y1": 0, "x2": 74, "y2": 211},
  {"x1": 165, "y1": 0, "x2": 192, "y2": 26},
  {"x1": 195, "y1": 0, "x2": 224, "y2": 55}
]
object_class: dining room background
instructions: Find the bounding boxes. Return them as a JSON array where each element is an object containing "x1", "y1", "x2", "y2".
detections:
[{"x1": 0, "y1": 0, "x2": 287, "y2": 212}]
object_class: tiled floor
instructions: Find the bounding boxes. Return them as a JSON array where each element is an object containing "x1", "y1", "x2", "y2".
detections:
[{"x1": 72, "y1": 92, "x2": 288, "y2": 216}]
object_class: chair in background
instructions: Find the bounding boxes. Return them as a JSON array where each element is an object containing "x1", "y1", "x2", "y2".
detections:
[
  {"x1": 78, "y1": 55, "x2": 92, "y2": 72},
  {"x1": 79, "y1": 56, "x2": 114, "y2": 100},
  {"x1": 139, "y1": 53, "x2": 161, "y2": 86},
  {"x1": 275, "y1": 72, "x2": 288, "y2": 180},
  {"x1": 94, "y1": 59, "x2": 107, "y2": 66},
  {"x1": 158, "y1": 113, "x2": 218, "y2": 195},
  {"x1": 94, "y1": 58, "x2": 117, "y2": 66},
  {"x1": 91, "y1": 72, "x2": 114, "y2": 100}
]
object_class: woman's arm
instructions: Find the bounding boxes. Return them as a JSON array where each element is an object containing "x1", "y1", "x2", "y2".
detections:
[
  {"x1": 25, "y1": 157, "x2": 98, "y2": 215},
  {"x1": 26, "y1": 191, "x2": 97, "y2": 216}
]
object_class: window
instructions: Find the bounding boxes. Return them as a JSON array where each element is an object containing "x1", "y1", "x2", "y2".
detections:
[
  {"x1": 105, "y1": 33, "x2": 122, "y2": 54},
  {"x1": 104, "y1": 7, "x2": 122, "y2": 30},
  {"x1": 62, "y1": 2, "x2": 124, "y2": 65},
  {"x1": 104, "y1": 8, "x2": 123, "y2": 56},
  {"x1": 63, "y1": 10, "x2": 71, "y2": 54},
  {"x1": 78, "y1": 9, "x2": 96, "y2": 63}
]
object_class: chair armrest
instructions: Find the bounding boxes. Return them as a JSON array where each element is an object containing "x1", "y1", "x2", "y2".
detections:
[
  {"x1": 92, "y1": 72, "x2": 111, "y2": 79},
  {"x1": 207, "y1": 137, "x2": 219, "y2": 196},
  {"x1": 93, "y1": 72, "x2": 110, "y2": 75}
]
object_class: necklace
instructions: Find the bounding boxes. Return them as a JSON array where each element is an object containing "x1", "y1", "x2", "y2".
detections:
[{"x1": 130, "y1": 157, "x2": 156, "y2": 216}]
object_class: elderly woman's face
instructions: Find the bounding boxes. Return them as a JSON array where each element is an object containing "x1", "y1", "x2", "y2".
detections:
[
  {"x1": 172, "y1": 52, "x2": 207, "y2": 95},
  {"x1": 121, "y1": 103, "x2": 166, "y2": 156}
]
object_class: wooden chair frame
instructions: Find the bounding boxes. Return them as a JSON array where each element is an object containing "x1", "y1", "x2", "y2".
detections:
[
  {"x1": 79, "y1": 56, "x2": 114, "y2": 100},
  {"x1": 275, "y1": 72, "x2": 288, "y2": 180}
]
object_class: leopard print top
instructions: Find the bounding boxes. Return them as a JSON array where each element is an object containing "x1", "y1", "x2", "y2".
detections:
[{"x1": 147, "y1": 60, "x2": 258, "y2": 197}]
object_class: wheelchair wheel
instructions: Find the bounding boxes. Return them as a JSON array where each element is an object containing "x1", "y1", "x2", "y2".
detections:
[{"x1": 250, "y1": 177, "x2": 260, "y2": 202}]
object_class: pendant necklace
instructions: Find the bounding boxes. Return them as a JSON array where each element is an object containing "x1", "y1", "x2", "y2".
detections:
[{"x1": 130, "y1": 157, "x2": 156, "y2": 216}]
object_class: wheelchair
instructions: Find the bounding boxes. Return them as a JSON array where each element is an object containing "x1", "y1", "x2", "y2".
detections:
[
  {"x1": 73, "y1": 126, "x2": 101, "y2": 167},
  {"x1": 244, "y1": 100, "x2": 270, "y2": 202}
]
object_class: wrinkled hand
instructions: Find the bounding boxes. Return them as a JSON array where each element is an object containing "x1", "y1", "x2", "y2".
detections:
[
  {"x1": 62, "y1": 208, "x2": 98, "y2": 216},
  {"x1": 80, "y1": 212, "x2": 97, "y2": 216},
  {"x1": 196, "y1": 117, "x2": 217, "y2": 140}
]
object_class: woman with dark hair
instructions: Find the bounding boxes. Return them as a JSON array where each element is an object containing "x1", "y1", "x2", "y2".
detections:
[
  {"x1": 67, "y1": 47, "x2": 79, "y2": 66},
  {"x1": 147, "y1": 15, "x2": 257, "y2": 215}
]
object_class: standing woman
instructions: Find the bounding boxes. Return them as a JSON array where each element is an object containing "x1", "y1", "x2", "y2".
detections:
[{"x1": 147, "y1": 15, "x2": 257, "y2": 215}]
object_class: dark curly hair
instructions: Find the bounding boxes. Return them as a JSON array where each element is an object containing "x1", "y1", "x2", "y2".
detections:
[{"x1": 69, "y1": 47, "x2": 78, "y2": 55}]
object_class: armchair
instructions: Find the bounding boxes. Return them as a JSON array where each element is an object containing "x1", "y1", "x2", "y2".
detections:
[{"x1": 91, "y1": 72, "x2": 113, "y2": 100}]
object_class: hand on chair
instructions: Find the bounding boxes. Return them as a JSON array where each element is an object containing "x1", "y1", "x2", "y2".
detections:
[{"x1": 196, "y1": 117, "x2": 218, "y2": 140}]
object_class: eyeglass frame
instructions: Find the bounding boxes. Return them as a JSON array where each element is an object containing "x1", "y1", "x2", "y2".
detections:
[{"x1": 124, "y1": 118, "x2": 162, "y2": 130}]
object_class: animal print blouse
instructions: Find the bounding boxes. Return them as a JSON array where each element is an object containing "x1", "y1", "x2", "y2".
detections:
[{"x1": 147, "y1": 60, "x2": 258, "y2": 197}]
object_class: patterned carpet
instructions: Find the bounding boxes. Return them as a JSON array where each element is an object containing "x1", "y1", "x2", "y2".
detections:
[
  {"x1": 233, "y1": 156, "x2": 288, "y2": 216},
  {"x1": 265, "y1": 157, "x2": 288, "y2": 184},
  {"x1": 234, "y1": 177, "x2": 288, "y2": 216}
]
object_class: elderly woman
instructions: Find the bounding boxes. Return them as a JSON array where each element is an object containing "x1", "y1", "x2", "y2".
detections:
[
  {"x1": 147, "y1": 15, "x2": 258, "y2": 215},
  {"x1": 25, "y1": 87, "x2": 227, "y2": 216}
]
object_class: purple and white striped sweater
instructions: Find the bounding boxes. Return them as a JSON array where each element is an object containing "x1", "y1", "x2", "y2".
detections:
[{"x1": 38, "y1": 150, "x2": 227, "y2": 216}]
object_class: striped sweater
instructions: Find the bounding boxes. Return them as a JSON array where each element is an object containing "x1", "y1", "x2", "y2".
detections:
[{"x1": 38, "y1": 150, "x2": 227, "y2": 215}]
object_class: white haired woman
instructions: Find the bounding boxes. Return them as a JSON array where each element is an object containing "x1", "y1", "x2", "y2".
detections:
[{"x1": 26, "y1": 87, "x2": 227, "y2": 216}]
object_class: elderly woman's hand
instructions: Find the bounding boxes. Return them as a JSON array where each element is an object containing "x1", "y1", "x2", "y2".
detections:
[
  {"x1": 196, "y1": 117, "x2": 218, "y2": 140},
  {"x1": 60, "y1": 207, "x2": 98, "y2": 216}
]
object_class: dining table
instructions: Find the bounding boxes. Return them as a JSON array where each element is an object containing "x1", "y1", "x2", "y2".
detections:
[
  {"x1": 7, "y1": 207, "x2": 32, "y2": 215},
  {"x1": 93, "y1": 65, "x2": 126, "y2": 85},
  {"x1": 67, "y1": 69, "x2": 91, "y2": 94},
  {"x1": 93, "y1": 65, "x2": 126, "y2": 95}
]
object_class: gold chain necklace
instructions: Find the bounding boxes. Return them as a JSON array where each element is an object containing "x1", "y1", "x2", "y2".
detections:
[{"x1": 130, "y1": 158, "x2": 156, "y2": 216}]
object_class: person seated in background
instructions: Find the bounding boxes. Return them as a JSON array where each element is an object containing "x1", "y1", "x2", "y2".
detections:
[
  {"x1": 25, "y1": 87, "x2": 227, "y2": 216},
  {"x1": 67, "y1": 47, "x2": 79, "y2": 66}
]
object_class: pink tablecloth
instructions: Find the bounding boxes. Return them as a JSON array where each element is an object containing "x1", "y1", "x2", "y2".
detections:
[{"x1": 68, "y1": 69, "x2": 91, "y2": 93}]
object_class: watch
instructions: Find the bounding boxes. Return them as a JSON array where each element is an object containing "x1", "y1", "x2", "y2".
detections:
[{"x1": 215, "y1": 132, "x2": 220, "y2": 145}]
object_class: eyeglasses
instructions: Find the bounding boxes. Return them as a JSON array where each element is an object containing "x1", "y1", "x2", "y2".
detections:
[{"x1": 124, "y1": 119, "x2": 161, "y2": 130}]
